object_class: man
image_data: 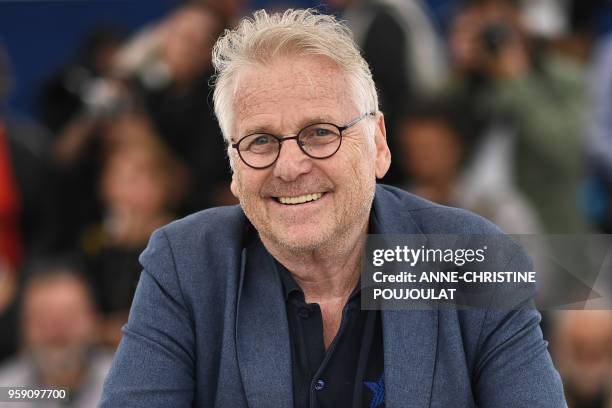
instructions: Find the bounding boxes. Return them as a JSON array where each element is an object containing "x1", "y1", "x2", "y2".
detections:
[
  {"x1": 0, "y1": 266, "x2": 113, "y2": 407},
  {"x1": 552, "y1": 310, "x2": 612, "y2": 407},
  {"x1": 447, "y1": 0, "x2": 587, "y2": 233},
  {"x1": 101, "y1": 9, "x2": 566, "y2": 407}
]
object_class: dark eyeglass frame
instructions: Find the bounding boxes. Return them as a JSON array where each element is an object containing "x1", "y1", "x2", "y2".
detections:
[{"x1": 231, "y1": 111, "x2": 376, "y2": 169}]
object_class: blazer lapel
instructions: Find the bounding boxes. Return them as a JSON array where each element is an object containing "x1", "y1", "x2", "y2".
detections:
[
  {"x1": 381, "y1": 309, "x2": 438, "y2": 408},
  {"x1": 372, "y1": 186, "x2": 438, "y2": 407},
  {"x1": 235, "y1": 235, "x2": 294, "y2": 408}
]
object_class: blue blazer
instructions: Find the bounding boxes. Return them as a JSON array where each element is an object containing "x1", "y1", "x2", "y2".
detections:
[{"x1": 100, "y1": 185, "x2": 566, "y2": 407}]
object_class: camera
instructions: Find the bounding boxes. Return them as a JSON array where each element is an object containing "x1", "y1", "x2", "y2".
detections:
[
  {"x1": 81, "y1": 77, "x2": 130, "y2": 119},
  {"x1": 479, "y1": 22, "x2": 514, "y2": 55}
]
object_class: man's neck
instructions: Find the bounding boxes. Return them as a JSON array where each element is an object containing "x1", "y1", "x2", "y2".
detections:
[{"x1": 261, "y1": 221, "x2": 367, "y2": 304}]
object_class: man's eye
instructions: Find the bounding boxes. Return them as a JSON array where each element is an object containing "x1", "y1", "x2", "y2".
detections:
[
  {"x1": 302, "y1": 125, "x2": 338, "y2": 139},
  {"x1": 245, "y1": 135, "x2": 271, "y2": 150},
  {"x1": 253, "y1": 135, "x2": 270, "y2": 145},
  {"x1": 313, "y1": 127, "x2": 332, "y2": 136}
]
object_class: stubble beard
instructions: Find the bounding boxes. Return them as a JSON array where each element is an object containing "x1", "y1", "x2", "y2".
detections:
[{"x1": 238, "y1": 177, "x2": 376, "y2": 259}]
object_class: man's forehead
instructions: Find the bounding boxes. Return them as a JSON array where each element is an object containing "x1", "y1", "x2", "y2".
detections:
[{"x1": 232, "y1": 56, "x2": 356, "y2": 127}]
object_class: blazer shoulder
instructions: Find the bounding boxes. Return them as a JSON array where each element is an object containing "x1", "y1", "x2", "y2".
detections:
[
  {"x1": 375, "y1": 184, "x2": 504, "y2": 235},
  {"x1": 158, "y1": 205, "x2": 248, "y2": 246},
  {"x1": 139, "y1": 205, "x2": 248, "y2": 279},
  {"x1": 137, "y1": 205, "x2": 248, "y2": 312}
]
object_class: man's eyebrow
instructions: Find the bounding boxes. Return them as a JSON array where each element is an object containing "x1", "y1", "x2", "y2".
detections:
[
  {"x1": 298, "y1": 116, "x2": 337, "y2": 128},
  {"x1": 241, "y1": 116, "x2": 338, "y2": 137},
  {"x1": 241, "y1": 124, "x2": 274, "y2": 136}
]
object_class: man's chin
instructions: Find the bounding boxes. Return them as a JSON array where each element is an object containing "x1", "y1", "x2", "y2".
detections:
[
  {"x1": 265, "y1": 227, "x2": 332, "y2": 253},
  {"x1": 31, "y1": 346, "x2": 88, "y2": 375}
]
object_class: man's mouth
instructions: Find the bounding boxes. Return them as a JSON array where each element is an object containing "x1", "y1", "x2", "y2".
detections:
[{"x1": 274, "y1": 192, "x2": 324, "y2": 205}]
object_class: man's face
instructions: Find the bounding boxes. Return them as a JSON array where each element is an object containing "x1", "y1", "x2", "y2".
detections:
[
  {"x1": 23, "y1": 274, "x2": 96, "y2": 376},
  {"x1": 230, "y1": 55, "x2": 390, "y2": 252},
  {"x1": 399, "y1": 120, "x2": 462, "y2": 182},
  {"x1": 161, "y1": 7, "x2": 219, "y2": 82}
]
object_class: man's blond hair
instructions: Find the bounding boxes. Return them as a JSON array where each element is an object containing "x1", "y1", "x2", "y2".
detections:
[{"x1": 211, "y1": 8, "x2": 379, "y2": 156}]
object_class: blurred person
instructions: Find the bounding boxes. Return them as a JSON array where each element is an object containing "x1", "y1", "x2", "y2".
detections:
[
  {"x1": 325, "y1": 0, "x2": 448, "y2": 185},
  {"x1": 0, "y1": 44, "x2": 52, "y2": 262},
  {"x1": 0, "y1": 266, "x2": 113, "y2": 407},
  {"x1": 447, "y1": 0, "x2": 589, "y2": 233},
  {"x1": 118, "y1": 3, "x2": 235, "y2": 213},
  {"x1": 396, "y1": 100, "x2": 564, "y2": 308},
  {"x1": 532, "y1": 0, "x2": 612, "y2": 233},
  {"x1": 0, "y1": 46, "x2": 22, "y2": 274},
  {"x1": 588, "y1": 33, "x2": 612, "y2": 233},
  {"x1": 82, "y1": 113, "x2": 187, "y2": 348},
  {"x1": 397, "y1": 99, "x2": 543, "y2": 234},
  {"x1": 525, "y1": 0, "x2": 612, "y2": 234},
  {"x1": 39, "y1": 26, "x2": 126, "y2": 136},
  {"x1": 37, "y1": 26, "x2": 130, "y2": 253},
  {"x1": 0, "y1": 46, "x2": 21, "y2": 364},
  {"x1": 0, "y1": 259, "x2": 18, "y2": 365},
  {"x1": 552, "y1": 310, "x2": 612, "y2": 408},
  {"x1": 154, "y1": 4, "x2": 219, "y2": 91},
  {"x1": 0, "y1": 44, "x2": 53, "y2": 361}
]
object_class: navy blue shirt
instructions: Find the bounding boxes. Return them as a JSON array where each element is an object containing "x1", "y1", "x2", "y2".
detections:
[{"x1": 272, "y1": 257, "x2": 385, "y2": 408}]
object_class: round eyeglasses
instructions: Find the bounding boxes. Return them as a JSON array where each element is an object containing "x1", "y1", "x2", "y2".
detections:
[{"x1": 231, "y1": 112, "x2": 376, "y2": 169}]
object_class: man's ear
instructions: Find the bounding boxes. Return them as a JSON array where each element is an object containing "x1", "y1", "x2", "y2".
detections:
[
  {"x1": 230, "y1": 176, "x2": 239, "y2": 198},
  {"x1": 374, "y1": 112, "x2": 391, "y2": 179}
]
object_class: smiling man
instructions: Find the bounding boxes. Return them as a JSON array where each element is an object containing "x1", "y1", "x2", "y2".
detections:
[
  {"x1": 229, "y1": 55, "x2": 386, "y2": 257},
  {"x1": 100, "y1": 9, "x2": 566, "y2": 408}
]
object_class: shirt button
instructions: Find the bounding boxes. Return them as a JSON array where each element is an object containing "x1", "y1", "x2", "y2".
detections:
[
  {"x1": 314, "y1": 379, "x2": 325, "y2": 391},
  {"x1": 298, "y1": 307, "x2": 310, "y2": 318}
]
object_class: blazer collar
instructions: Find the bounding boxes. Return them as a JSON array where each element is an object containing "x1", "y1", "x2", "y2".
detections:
[
  {"x1": 370, "y1": 184, "x2": 425, "y2": 236},
  {"x1": 235, "y1": 229, "x2": 294, "y2": 408},
  {"x1": 380, "y1": 309, "x2": 438, "y2": 408},
  {"x1": 371, "y1": 185, "x2": 438, "y2": 408}
]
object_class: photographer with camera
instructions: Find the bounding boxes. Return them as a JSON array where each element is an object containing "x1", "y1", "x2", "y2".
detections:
[
  {"x1": 38, "y1": 26, "x2": 132, "y2": 253},
  {"x1": 446, "y1": 0, "x2": 588, "y2": 234}
]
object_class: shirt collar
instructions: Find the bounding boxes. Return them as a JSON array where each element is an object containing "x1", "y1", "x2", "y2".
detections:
[
  {"x1": 274, "y1": 258, "x2": 303, "y2": 301},
  {"x1": 272, "y1": 252, "x2": 363, "y2": 304}
]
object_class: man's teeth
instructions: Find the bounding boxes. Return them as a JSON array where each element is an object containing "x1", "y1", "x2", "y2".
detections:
[{"x1": 278, "y1": 193, "x2": 323, "y2": 205}]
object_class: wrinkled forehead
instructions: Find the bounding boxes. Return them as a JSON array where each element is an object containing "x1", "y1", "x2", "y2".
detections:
[{"x1": 231, "y1": 55, "x2": 359, "y2": 133}]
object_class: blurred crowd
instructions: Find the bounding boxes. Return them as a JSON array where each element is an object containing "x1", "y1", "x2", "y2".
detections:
[{"x1": 0, "y1": 0, "x2": 611, "y2": 406}]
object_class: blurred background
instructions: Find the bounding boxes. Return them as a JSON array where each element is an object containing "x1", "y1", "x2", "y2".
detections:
[{"x1": 0, "y1": 0, "x2": 611, "y2": 406}]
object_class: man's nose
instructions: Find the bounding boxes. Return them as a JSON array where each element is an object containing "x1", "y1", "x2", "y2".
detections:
[{"x1": 272, "y1": 138, "x2": 312, "y2": 181}]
